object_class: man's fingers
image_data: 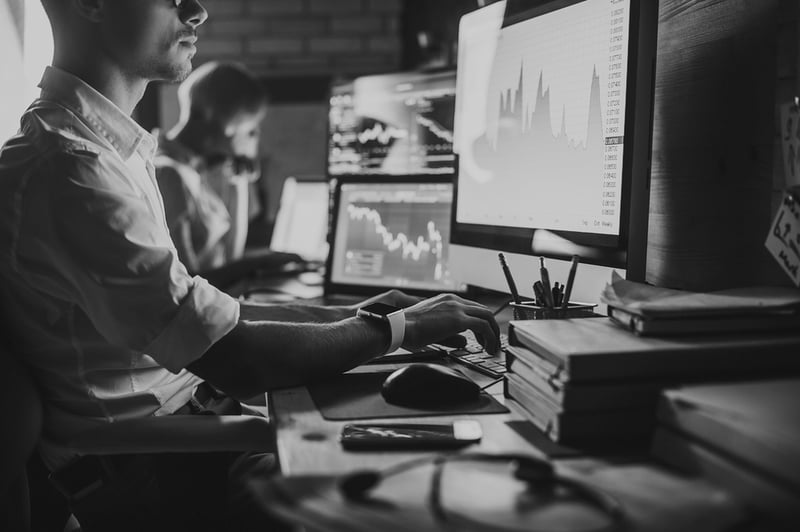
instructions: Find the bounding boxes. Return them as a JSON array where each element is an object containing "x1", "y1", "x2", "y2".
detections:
[
  {"x1": 436, "y1": 334, "x2": 468, "y2": 349},
  {"x1": 461, "y1": 304, "x2": 501, "y2": 340},
  {"x1": 465, "y1": 317, "x2": 499, "y2": 355}
]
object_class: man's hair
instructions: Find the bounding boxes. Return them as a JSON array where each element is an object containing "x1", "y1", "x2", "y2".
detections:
[{"x1": 177, "y1": 62, "x2": 267, "y2": 128}]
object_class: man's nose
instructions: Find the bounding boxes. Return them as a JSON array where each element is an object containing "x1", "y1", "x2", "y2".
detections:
[{"x1": 181, "y1": 0, "x2": 208, "y2": 28}]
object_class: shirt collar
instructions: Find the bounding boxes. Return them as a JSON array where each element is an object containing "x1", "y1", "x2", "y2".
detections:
[{"x1": 37, "y1": 66, "x2": 157, "y2": 162}]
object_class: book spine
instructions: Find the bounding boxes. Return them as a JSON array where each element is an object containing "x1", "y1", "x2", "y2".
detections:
[
  {"x1": 506, "y1": 374, "x2": 655, "y2": 444},
  {"x1": 607, "y1": 306, "x2": 643, "y2": 334},
  {"x1": 507, "y1": 322, "x2": 564, "y2": 369},
  {"x1": 507, "y1": 354, "x2": 661, "y2": 411}
]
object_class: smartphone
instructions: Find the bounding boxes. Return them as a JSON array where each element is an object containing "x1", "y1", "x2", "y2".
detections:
[{"x1": 339, "y1": 420, "x2": 482, "y2": 450}]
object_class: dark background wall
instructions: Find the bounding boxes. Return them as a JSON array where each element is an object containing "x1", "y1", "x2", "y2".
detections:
[{"x1": 647, "y1": 0, "x2": 799, "y2": 289}]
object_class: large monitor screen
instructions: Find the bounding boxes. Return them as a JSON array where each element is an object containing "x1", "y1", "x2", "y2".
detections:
[
  {"x1": 327, "y1": 71, "x2": 457, "y2": 177},
  {"x1": 452, "y1": 0, "x2": 657, "y2": 281}
]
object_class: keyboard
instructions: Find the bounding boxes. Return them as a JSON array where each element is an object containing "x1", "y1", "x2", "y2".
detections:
[{"x1": 435, "y1": 331, "x2": 509, "y2": 379}]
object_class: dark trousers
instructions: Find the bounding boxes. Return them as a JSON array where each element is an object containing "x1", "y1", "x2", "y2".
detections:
[{"x1": 56, "y1": 385, "x2": 291, "y2": 532}]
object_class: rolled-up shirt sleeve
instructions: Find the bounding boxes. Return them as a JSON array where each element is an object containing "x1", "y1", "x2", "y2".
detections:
[
  {"x1": 144, "y1": 275, "x2": 239, "y2": 373},
  {"x1": 14, "y1": 148, "x2": 240, "y2": 373}
]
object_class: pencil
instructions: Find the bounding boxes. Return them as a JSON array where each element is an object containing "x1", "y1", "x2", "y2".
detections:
[
  {"x1": 539, "y1": 257, "x2": 554, "y2": 308},
  {"x1": 498, "y1": 253, "x2": 521, "y2": 304},
  {"x1": 561, "y1": 255, "x2": 580, "y2": 309}
]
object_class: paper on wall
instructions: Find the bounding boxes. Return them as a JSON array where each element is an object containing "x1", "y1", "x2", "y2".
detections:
[
  {"x1": 780, "y1": 99, "x2": 800, "y2": 187},
  {"x1": 766, "y1": 192, "x2": 800, "y2": 286}
]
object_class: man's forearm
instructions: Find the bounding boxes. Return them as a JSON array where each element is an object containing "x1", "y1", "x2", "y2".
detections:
[
  {"x1": 238, "y1": 301, "x2": 355, "y2": 323},
  {"x1": 188, "y1": 316, "x2": 387, "y2": 399}
]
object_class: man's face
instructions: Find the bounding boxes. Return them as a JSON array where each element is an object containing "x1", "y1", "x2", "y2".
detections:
[{"x1": 102, "y1": 0, "x2": 208, "y2": 83}]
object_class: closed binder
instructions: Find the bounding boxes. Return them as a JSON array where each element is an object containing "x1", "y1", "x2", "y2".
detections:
[{"x1": 509, "y1": 318, "x2": 800, "y2": 383}]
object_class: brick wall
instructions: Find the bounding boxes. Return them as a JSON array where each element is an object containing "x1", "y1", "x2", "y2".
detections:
[
  {"x1": 195, "y1": 0, "x2": 404, "y2": 78},
  {"x1": 153, "y1": 1, "x2": 407, "y2": 238}
]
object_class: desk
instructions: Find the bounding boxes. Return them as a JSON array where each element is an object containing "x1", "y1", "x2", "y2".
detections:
[
  {"x1": 266, "y1": 364, "x2": 762, "y2": 532},
  {"x1": 254, "y1": 284, "x2": 774, "y2": 530},
  {"x1": 269, "y1": 364, "x2": 535, "y2": 476}
]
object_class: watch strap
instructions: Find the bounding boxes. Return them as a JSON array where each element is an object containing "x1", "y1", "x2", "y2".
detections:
[{"x1": 385, "y1": 308, "x2": 405, "y2": 354}]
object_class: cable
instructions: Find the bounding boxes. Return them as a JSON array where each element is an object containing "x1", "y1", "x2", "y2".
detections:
[{"x1": 340, "y1": 452, "x2": 626, "y2": 532}]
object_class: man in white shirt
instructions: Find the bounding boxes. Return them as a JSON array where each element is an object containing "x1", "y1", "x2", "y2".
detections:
[{"x1": 0, "y1": 0, "x2": 499, "y2": 530}]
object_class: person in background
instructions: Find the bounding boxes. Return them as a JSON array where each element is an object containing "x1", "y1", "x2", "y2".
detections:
[
  {"x1": 0, "y1": 0, "x2": 499, "y2": 530},
  {"x1": 156, "y1": 61, "x2": 297, "y2": 289}
]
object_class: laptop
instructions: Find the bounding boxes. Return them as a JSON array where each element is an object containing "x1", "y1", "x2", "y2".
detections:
[
  {"x1": 323, "y1": 176, "x2": 465, "y2": 303},
  {"x1": 269, "y1": 177, "x2": 330, "y2": 265}
]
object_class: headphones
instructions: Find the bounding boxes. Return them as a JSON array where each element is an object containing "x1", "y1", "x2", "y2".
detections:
[{"x1": 339, "y1": 452, "x2": 625, "y2": 532}]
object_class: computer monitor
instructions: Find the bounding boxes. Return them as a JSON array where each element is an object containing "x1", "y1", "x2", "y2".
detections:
[
  {"x1": 324, "y1": 177, "x2": 462, "y2": 296},
  {"x1": 269, "y1": 177, "x2": 330, "y2": 263},
  {"x1": 450, "y1": 0, "x2": 658, "y2": 303},
  {"x1": 327, "y1": 70, "x2": 457, "y2": 177}
]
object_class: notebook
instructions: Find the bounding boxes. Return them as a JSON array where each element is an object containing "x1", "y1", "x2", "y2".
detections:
[
  {"x1": 508, "y1": 317, "x2": 800, "y2": 383},
  {"x1": 269, "y1": 177, "x2": 330, "y2": 264},
  {"x1": 323, "y1": 176, "x2": 465, "y2": 300}
]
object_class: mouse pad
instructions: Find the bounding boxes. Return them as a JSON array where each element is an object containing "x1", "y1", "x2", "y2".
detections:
[{"x1": 307, "y1": 371, "x2": 509, "y2": 420}]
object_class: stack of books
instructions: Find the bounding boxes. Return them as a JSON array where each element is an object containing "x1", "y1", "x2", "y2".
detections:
[
  {"x1": 601, "y1": 275, "x2": 800, "y2": 336},
  {"x1": 505, "y1": 317, "x2": 800, "y2": 447},
  {"x1": 652, "y1": 380, "x2": 800, "y2": 524}
]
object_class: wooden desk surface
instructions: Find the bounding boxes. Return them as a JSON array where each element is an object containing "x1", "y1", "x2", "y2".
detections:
[
  {"x1": 266, "y1": 363, "x2": 761, "y2": 532},
  {"x1": 269, "y1": 362, "x2": 539, "y2": 476}
]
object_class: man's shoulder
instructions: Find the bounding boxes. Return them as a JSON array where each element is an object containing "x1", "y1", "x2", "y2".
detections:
[{"x1": 2, "y1": 104, "x2": 108, "y2": 169}]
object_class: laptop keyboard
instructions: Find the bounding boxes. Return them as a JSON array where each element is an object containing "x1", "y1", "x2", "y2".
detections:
[{"x1": 434, "y1": 331, "x2": 509, "y2": 379}]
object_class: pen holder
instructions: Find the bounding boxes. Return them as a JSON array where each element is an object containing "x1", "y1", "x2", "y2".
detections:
[{"x1": 511, "y1": 302, "x2": 598, "y2": 320}]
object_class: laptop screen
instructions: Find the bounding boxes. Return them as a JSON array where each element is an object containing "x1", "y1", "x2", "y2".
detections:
[
  {"x1": 270, "y1": 177, "x2": 330, "y2": 263},
  {"x1": 326, "y1": 179, "x2": 462, "y2": 295}
]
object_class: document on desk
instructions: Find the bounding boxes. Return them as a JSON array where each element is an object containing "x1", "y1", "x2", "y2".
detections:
[
  {"x1": 508, "y1": 317, "x2": 800, "y2": 382},
  {"x1": 657, "y1": 379, "x2": 800, "y2": 492},
  {"x1": 601, "y1": 274, "x2": 800, "y2": 335}
]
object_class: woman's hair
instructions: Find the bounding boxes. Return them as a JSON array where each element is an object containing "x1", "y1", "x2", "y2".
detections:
[{"x1": 177, "y1": 61, "x2": 267, "y2": 128}]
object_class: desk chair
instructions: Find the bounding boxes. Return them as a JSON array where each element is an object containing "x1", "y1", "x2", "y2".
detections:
[{"x1": 0, "y1": 344, "x2": 274, "y2": 532}]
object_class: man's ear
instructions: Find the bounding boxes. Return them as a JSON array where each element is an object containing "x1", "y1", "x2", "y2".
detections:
[{"x1": 72, "y1": 0, "x2": 104, "y2": 22}]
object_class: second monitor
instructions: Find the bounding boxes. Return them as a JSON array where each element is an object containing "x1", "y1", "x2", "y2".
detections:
[{"x1": 325, "y1": 178, "x2": 462, "y2": 296}]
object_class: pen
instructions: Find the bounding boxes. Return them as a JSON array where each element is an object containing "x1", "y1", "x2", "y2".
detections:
[
  {"x1": 561, "y1": 255, "x2": 580, "y2": 309},
  {"x1": 533, "y1": 281, "x2": 545, "y2": 306},
  {"x1": 498, "y1": 253, "x2": 521, "y2": 304},
  {"x1": 539, "y1": 257, "x2": 554, "y2": 308},
  {"x1": 553, "y1": 283, "x2": 561, "y2": 307}
]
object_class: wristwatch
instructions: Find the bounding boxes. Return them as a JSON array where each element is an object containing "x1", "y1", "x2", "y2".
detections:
[{"x1": 356, "y1": 302, "x2": 405, "y2": 354}]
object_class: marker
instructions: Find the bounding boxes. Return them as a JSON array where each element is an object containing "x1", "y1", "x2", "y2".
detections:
[
  {"x1": 498, "y1": 253, "x2": 521, "y2": 304},
  {"x1": 561, "y1": 255, "x2": 580, "y2": 309},
  {"x1": 539, "y1": 257, "x2": 554, "y2": 308}
]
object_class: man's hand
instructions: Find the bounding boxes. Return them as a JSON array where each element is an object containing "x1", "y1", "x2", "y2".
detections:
[
  {"x1": 401, "y1": 294, "x2": 500, "y2": 354},
  {"x1": 243, "y1": 249, "x2": 304, "y2": 274}
]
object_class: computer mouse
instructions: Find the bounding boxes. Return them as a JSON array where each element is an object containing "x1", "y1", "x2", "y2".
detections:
[{"x1": 381, "y1": 363, "x2": 481, "y2": 408}]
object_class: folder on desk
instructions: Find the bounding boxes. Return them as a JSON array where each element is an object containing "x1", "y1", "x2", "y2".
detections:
[
  {"x1": 508, "y1": 317, "x2": 800, "y2": 383},
  {"x1": 657, "y1": 379, "x2": 800, "y2": 491},
  {"x1": 601, "y1": 276, "x2": 800, "y2": 336},
  {"x1": 652, "y1": 379, "x2": 800, "y2": 522}
]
